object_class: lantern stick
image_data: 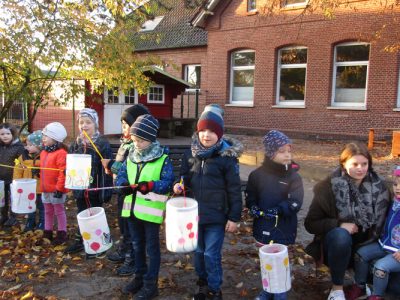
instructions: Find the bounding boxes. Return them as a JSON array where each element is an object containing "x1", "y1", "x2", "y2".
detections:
[
  {"x1": 0, "y1": 163, "x2": 61, "y2": 171},
  {"x1": 82, "y1": 130, "x2": 104, "y2": 160}
]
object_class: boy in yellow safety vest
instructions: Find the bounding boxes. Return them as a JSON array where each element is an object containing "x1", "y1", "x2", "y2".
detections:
[{"x1": 116, "y1": 114, "x2": 174, "y2": 300}]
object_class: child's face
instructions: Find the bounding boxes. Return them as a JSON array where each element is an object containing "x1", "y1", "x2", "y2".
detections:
[
  {"x1": 131, "y1": 135, "x2": 151, "y2": 150},
  {"x1": 343, "y1": 154, "x2": 369, "y2": 182},
  {"x1": 25, "y1": 141, "x2": 40, "y2": 154},
  {"x1": 393, "y1": 177, "x2": 400, "y2": 200},
  {"x1": 272, "y1": 144, "x2": 292, "y2": 165},
  {"x1": 121, "y1": 120, "x2": 130, "y2": 137},
  {"x1": 79, "y1": 116, "x2": 96, "y2": 137},
  {"x1": 42, "y1": 134, "x2": 56, "y2": 147},
  {"x1": 198, "y1": 129, "x2": 218, "y2": 148},
  {"x1": 0, "y1": 128, "x2": 13, "y2": 144}
]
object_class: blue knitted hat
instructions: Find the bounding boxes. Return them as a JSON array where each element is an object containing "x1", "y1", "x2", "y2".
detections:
[
  {"x1": 27, "y1": 130, "x2": 43, "y2": 149},
  {"x1": 130, "y1": 114, "x2": 159, "y2": 142},
  {"x1": 197, "y1": 105, "x2": 224, "y2": 140},
  {"x1": 263, "y1": 130, "x2": 291, "y2": 159}
]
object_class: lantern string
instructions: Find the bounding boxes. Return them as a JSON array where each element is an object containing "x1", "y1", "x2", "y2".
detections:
[
  {"x1": 0, "y1": 163, "x2": 61, "y2": 171},
  {"x1": 82, "y1": 130, "x2": 104, "y2": 160}
]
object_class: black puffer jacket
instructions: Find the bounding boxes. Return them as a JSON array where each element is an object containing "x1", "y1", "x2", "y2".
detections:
[
  {"x1": 180, "y1": 136, "x2": 243, "y2": 225},
  {"x1": 0, "y1": 139, "x2": 25, "y2": 184}
]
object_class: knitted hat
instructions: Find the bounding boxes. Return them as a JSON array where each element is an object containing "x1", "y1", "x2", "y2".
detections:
[
  {"x1": 42, "y1": 122, "x2": 67, "y2": 143},
  {"x1": 27, "y1": 130, "x2": 43, "y2": 149},
  {"x1": 263, "y1": 130, "x2": 291, "y2": 159},
  {"x1": 197, "y1": 105, "x2": 224, "y2": 140},
  {"x1": 394, "y1": 166, "x2": 400, "y2": 177},
  {"x1": 130, "y1": 114, "x2": 159, "y2": 142},
  {"x1": 78, "y1": 108, "x2": 99, "y2": 128},
  {"x1": 121, "y1": 104, "x2": 150, "y2": 126}
]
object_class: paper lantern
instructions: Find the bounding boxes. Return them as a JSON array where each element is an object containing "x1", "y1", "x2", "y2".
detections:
[
  {"x1": 165, "y1": 197, "x2": 198, "y2": 253},
  {"x1": 65, "y1": 154, "x2": 92, "y2": 189},
  {"x1": 259, "y1": 243, "x2": 291, "y2": 294},
  {"x1": 0, "y1": 180, "x2": 4, "y2": 208},
  {"x1": 77, "y1": 207, "x2": 113, "y2": 255},
  {"x1": 10, "y1": 179, "x2": 37, "y2": 213}
]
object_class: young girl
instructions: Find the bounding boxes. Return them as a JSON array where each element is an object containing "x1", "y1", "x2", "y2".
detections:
[
  {"x1": 246, "y1": 130, "x2": 304, "y2": 300},
  {"x1": 346, "y1": 166, "x2": 400, "y2": 300},
  {"x1": 13, "y1": 130, "x2": 44, "y2": 231},
  {"x1": 65, "y1": 108, "x2": 113, "y2": 256},
  {"x1": 40, "y1": 122, "x2": 69, "y2": 245},
  {"x1": 0, "y1": 123, "x2": 25, "y2": 226}
]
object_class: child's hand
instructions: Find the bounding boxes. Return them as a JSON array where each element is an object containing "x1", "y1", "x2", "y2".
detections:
[
  {"x1": 101, "y1": 159, "x2": 111, "y2": 169},
  {"x1": 225, "y1": 220, "x2": 237, "y2": 233},
  {"x1": 340, "y1": 222, "x2": 358, "y2": 235},
  {"x1": 393, "y1": 251, "x2": 400, "y2": 262},
  {"x1": 173, "y1": 183, "x2": 183, "y2": 194}
]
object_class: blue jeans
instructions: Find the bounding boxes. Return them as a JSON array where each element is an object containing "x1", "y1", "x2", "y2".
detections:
[
  {"x1": 323, "y1": 227, "x2": 353, "y2": 285},
  {"x1": 195, "y1": 224, "x2": 225, "y2": 293},
  {"x1": 258, "y1": 290, "x2": 288, "y2": 300},
  {"x1": 127, "y1": 215, "x2": 160, "y2": 281},
  {"x1": 355, "y1": 242, "x2": 400, "y2": 296},
  {"x1": 27, "y1": 194, "x2": 44, "y2": 227}
]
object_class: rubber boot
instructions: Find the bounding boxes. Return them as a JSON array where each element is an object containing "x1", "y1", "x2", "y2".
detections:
[
  {"x1": 43, "y1": 230, "x2": 53, "y2": 241},
  {"x1": 134, "y1": 279, "x2": 159, "y2": 300},
  {"x1": 53, "y1": 231, "x2": 68, "y2": 245}
]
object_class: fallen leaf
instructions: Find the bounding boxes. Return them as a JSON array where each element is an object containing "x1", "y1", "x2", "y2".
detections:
[
  {"x1": 20, "y1": 290, "x2": 33, "y2": 300},
  {"x1": 235, "y1": 282, "x2": 243, "y2": 288},
  {"x1": 0, "y1": 249, "x2": 11, "y2": 255}
]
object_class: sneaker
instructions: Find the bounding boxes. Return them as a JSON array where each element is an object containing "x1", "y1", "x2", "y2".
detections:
[
  {"x1": 122, "y1": 277, "x2": 143, "y2": 295},
  {"x1": 64, "y1": 240, "x2": 84, "y2": 254},
  {"x1": 193, "y1": 279, "x2": 208, "y2": 300},
  {"x1": 328, "y1": 289, "x2": 346, "y2": 300},
  {"x1": 116, "y1": 254, "x2": 135, "y2": 276},
  {"x1": 134, "y1": 282, "x2": 158, "y2": 300},
  {"x1": 344, "y1": 284, "x2": 366, "y2": 300},
  {"x1": 86, "y1": 251, "x2": 107, "y2": 259},
  {"x1": 107, "y1": 247, "x2": 126, "y2": 263},
  {"x1": 207, "y1": 290, "x2": 222, "y2": 300}
]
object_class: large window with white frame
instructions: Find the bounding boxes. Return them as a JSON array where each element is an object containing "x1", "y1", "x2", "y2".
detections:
[
  {"x1": 276, "y1": 46, "x2": 307, "y2": 105},
  {"x1": 106, "y1": 87, "x2": 119, "y2": 104},
  {"x1": 282, "y1": 0, "x2": 308, "y2": 7},
  {"x1": 332, "y1": 42, "x2": 370, "y2": 107},
  {"x1": 124, "y1": 88, "x2": 137, "y2": 104},
  {"x1": 147, "y1": 85, "x2": 164, "y2": 104},
  {"x1": 104, "y1": 87, "x2": 137, "y2": 104},
  {"x1": 230, "y1": 50, "x2": 255, "y2": 104},
  {"x1": 184, "y1": 64, "x2": 201, "y2": 90}
]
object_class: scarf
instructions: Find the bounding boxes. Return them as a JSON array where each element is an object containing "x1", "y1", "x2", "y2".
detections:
[
  {"x1": 43, "y1": 142, "x2": 60, "y2": 153},
  {"x1": 191, "y1": 134, "x2": 223, "y2": 159},
  {"x1": 331, "y1": 167, "x2": 389, "y2": 232},
  {"x1": 129, "y1": 141, "x2": 164, "y2": 163}
]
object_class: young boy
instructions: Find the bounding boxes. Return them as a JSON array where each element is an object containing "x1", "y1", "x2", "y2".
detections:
[
  {"x1": 245, "y1": 130, "x2": 304, "y2": 300},
  {"x1": 116, "y1": 114, "x2": 174, "y2": 300},
  {"x1": 346, "y1": 166, "x2": 400, "y2": 300},
  {"x1": 173, "y1": 105, "x2": 243, "y2": 300}
]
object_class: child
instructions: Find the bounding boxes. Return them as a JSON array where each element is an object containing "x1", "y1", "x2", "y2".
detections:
[
  {"x1": 65, "y1": 108, "x2": 113, "y2": 256},
  {"x1": 173, "y1": 105, "x2": 243, "y2": 300},
  {"x1": 40, "y1": 122, "x2": 69, "y2": 245},
  {"x1": 101, "y1": 104, "x2": 149, "y2": 276},
  {"x1": 13, "y1": 130, "x2": 44, "y2": 231},
  {"x1": 346, "y1": 166, "x2": 400, "y2": 300},
  {"x1": 116, "y1": 114, "x2": 174, "y2": 299},
  {"x1": 0, "y1": 123, "x2": 25, "y2": 226},
  {"x1": 245, "y1": 130, "x2": 304, "y2": 300}
]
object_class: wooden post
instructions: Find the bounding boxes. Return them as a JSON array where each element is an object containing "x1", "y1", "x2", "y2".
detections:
[
  {"x1": 180, "y1": 93, "x2": 184, "y2": 119},
  {"x1": 368, "y1": 128, "x2": 374, "y2": 150}
]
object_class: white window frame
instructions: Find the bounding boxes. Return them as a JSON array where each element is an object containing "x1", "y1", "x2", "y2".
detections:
[
  {"x1": 184, "y1": 64, "x2": 201, "y2": 92},
  {"x1": 282, "y1": 0, "x2": 308, "y2": 8},
  {"x1": 104, "y1": 87, "x2": 138, "y2": 104},
  {"x1": 331, "y1": 42, "x2": 370, "y2": 108},
  {"x1": 104, "y1": 87, "x2": 121, "y2": 104},
  {"x1": 124, "y1": 88, "x2": 138, "y2": 104},
  {"x1": 229, "y1": 50, "x2": 255, "y2": 105},
  {"x1": 247, "y1": 0, "x2": 257, "y2": 12},
  {"x1": 276, "y1": 46, "x2": 307, "y2": 106},
  {"x1": 147, "y1": 84, "x2": 165, "y2": 104}
]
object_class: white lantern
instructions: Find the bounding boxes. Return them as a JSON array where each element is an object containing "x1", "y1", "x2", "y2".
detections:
[
  {"x1": 259, "y1": 243, "x2": 291, "y2": 294},
  {"x1": 0, "y1": 180, "x2": 5, "y2": 208},
  {"x1": 10, "y1": 179, "x2": 37, "y2": 213},
  {"x1": 165, "y1": 197, "x2": 198, "y2": 253},
  {"x1": 65, "y1": 154, "x2": 92, "y2": 189},
  {"x1": 77, "y1": 207, "x2": 113, "y2": 255}
]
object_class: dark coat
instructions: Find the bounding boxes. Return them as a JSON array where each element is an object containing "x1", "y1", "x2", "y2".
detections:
[
  {"x1": 0, "y1": 139, "x2": 25, "y2": 184},
  {"x1": 180, "y1": 137, "x2": 243, "y2": 225},
  {"x1": 69, "y1": 135, "x2": 113, "y2": 203},
  {"x1": 245, "y1": 157, "x2": 304, "y2": 245}
]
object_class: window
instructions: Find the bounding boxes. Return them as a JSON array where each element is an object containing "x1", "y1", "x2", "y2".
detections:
[
  {"x1": 247, "y1": 0, "x2": 256, "y2": 11},
  {"x1": 106, "y1": 87, "x2": 119, "y2": 104},
  {"x1": 184, "y1": 64, "x2": 201, "y2": 90},
  {"x1": 140, "y1": 16, "x2": 164, "y2": 32},
  {"x1": 230, "y1": 50, "x2": 255, "y2": 104},
  {"x1": 276, "y1": 47, "x2": 307, "y2": 105},
  {"x1": 332, "y1": 42, "x2": 370, "y2": 107},
  {"x1": 147, "y1": 85, "x2": 164, "y2": 104},
  {"x1": 124, "y1": 88, "x2": 137, "y2": 104},
  {"x1": 282, "y1": 0, "x2": 308, "y2": 7}
]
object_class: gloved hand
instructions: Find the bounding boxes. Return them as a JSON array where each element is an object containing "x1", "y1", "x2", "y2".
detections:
[
  {"x1": 53, "y1": 190, "x2": 63, "y2": 198},
  {"x1": 250, "y1": 205, "x2": 265, "y2": 218},
  {"x1": 31, "y1": 169, "x2": 40, "y2": 178},
  {"x1": 118, "y1": 182, "x2": 135, "y2": 196},
  {"x1": 265, "y1": 207, "x2": 282, "y2": 217},
  {"x1": 137, "y1": 181, "x2": 154, "y2": 195}
]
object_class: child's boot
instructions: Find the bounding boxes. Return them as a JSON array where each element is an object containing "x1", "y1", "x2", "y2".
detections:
[
  {"x1": 0, "y1": 207, "x2": 8, "y2": 225},
  {"x1": 37, "y1": 201, "x2": 45, "y2": 230},
  {"x1": 122, "y1": 275, "x2": 143, "y2": 295},
  {"x1": 24, "y1": 213, "x2": 36, "y2": 232},
  {"x1": 116, "y1": 251, "x2": 135, "y2": 276},
  {"x1": 53, "y1": 231, "x2": 68, "y2": 245},
  {"x1": 64, "y1": 233, "x2": 84, "y2": 254},
  {"x1": 3, "y1": 212, "x2": 18, "y2": 227},
  {"x1": 43, "y1": 230, "x2": 53, "y2": 241},
  {"x1": 107, "y1": 241, "x2": 128, "y2": 263},
  {"x1": 193, "y1": 278, "x2": 208, "y2": 300},
  {"x1": 134, "y1": 279, "x2": 158, "y2": 300},
  {"x1": 206, "y1": 290, "x2": 223, "y2": 300}
]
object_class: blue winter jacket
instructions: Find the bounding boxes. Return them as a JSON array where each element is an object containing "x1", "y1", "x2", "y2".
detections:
[{"x1": 245, "y1": 157, "x2": 304, "y2": 245}]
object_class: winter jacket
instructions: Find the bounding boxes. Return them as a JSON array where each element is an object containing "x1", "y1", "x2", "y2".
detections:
[
  {"x1": 69, "y1": 135, "x2": 113, "y2": 203},
  {"x1": 246, "y1": 157, "x2": 304, "y2": 245},
  {"x1": 180, "y1": 136, "x2": 243, "y2": 225},
  {"x1": 0, "y1": 139, "x2": 25, "y2": 184},
  {"x1": 40, "y1": 148, "x2": 68, "y2": 194},
  {"x1": 13, "y1": 150, "x2": 42, "y2": 194}
]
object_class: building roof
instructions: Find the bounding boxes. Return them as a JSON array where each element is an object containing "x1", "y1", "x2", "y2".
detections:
[
  {"x1": 191, "y1": 0, "x2": 222, "y2": 28},
  {"x1": 143, "y1": 67, "x2": 190, "y2": 88},
  {"x1": 133, "y1": 1, "x2": 208, "y2": 51}
]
